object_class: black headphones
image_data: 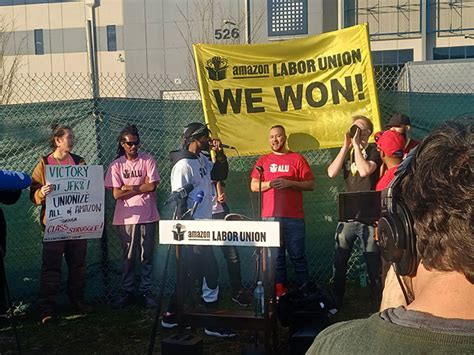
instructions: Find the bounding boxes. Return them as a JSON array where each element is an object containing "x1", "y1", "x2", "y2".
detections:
[{"x1": 378, "y1": 150, "x2": 418, "y2": 277}]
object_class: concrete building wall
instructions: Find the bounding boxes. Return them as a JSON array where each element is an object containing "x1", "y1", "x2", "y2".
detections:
[{"x1": 0, "y1": 0, "x2": 472, "y2": 83}]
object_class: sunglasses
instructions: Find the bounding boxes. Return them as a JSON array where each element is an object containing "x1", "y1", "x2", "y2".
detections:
[{"x1": 123, "y1": 140, "x2": 140, "y2": 147}]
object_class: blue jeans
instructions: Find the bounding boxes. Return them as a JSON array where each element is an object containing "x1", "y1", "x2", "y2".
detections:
[
  {"x1": 266, "y1": 217, "x2": 309, "y2": 285},
  {"x1": 332, "y1": 221, "x2": 381, "y2": 305}
]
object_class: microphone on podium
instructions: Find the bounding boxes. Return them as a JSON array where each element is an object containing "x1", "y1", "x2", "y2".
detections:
[
  {"x1": 0, "y1": 170, "x2": 32, "y2": 191},
  {"x1": 188, "y1": 190, "x2": 204, "y2": 219}
]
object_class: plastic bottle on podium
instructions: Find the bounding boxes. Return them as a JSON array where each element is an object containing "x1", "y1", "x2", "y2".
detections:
[{"x1": 253, "y1": 281, "x2": 264, "y2": 317}]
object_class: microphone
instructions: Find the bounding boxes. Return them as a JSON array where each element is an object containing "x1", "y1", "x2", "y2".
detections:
[
  {"x1": 165, "y1": 183, "x2": 193, "y2": 205},
  {"x1": 188, "y1": 190, "x2": 204, "y2": 219},
  {"x1": 0, "y1": 170, "x2": 32, "y2": 191}
]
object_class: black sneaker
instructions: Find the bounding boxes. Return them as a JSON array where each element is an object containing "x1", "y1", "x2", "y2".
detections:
[
  {"x1": 161, "y1": 312, "x2": 178, "y2": 329},
  {"x1": 231, "y1": 291, "x2": 251, "y2": 307},
  {"x1": 204, "y1": 327, "x2": 237, "y2": 338},
  {"x1": 142, "y1": 291, "x2": 158, "y2": 308},
  {"x1": 112, "y1": 292, "x2": 135, "y2": 309}
]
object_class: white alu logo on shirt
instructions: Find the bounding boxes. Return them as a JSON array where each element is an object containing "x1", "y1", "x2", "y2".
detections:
[{"x1": 269, "y1": 164, "x2": 289, "y2": 173}]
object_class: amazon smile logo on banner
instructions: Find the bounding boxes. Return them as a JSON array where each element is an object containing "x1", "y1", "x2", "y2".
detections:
[{"x1": 206, "y1": 56, "x2": 228, "y2": 81}]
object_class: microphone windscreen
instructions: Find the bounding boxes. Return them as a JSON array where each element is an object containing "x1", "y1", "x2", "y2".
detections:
[
  {"x1": 0, "y1": 170, "x2": 32, "y2": 191},
  {"x1": 195, "y1": 190, "x2": 205, "y2": 203}
]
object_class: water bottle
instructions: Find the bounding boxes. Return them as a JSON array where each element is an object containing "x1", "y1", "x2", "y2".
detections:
[{"x1": 253, "y1": 281, "x2": 265, "y2": 316}]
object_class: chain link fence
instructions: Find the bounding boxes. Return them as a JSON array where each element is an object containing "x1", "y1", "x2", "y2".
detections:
[{"x1": 1, "y1": 61, "x2": 473, "y2": 309}]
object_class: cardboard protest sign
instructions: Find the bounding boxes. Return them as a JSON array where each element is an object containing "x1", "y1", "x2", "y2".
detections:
[{"x1": 44, "y1": 165, "x2": 104, "y2": 242}]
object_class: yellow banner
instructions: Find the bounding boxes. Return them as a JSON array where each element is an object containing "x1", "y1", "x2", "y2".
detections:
[{"x1": 193, "y1": 24, "x2": 381, "y2": 156}]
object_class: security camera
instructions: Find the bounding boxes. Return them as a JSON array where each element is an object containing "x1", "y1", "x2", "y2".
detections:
[
  {"x1": 223, "y1": 19, "x2": 237, "y2": 26},
  {"x1": 464, "y1": 34, "x2": 474, "y2": 39}
]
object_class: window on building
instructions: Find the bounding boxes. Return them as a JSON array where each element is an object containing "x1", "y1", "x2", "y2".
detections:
[
  {"x1": 267, "y1": 0, "x2": 308, "y2": 37},
  {"x1": 466, "y1": 46, "x2": 474, "y2": 59},
  {"x1": 344, "y1": 0, "x2": 421, "y2": 40},
  {"x1": 433, "y1": 46, "x2": 474, "y2": 60},
  {"x1": 436, "y1": 1, "x2": 474, "y2": 37},
  {"x1": 433, "y1": 47, "x2": 449, "y2": 60},
  {"x1": 34, "y1": 29, "x2": 44, "y2": 55},
  {"x1": 372, "y1": 49, "x2": 414, "y2": 66},
  {"x1": 106, "y1": 25, "x2": 117, "y2": 52},
  {"x1": 372, "y1": 49, "x2": 414, "y2": 91}
]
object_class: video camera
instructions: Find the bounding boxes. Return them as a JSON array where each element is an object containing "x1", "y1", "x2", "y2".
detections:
[
  {"x1": 338, "y1": 153, "x2": 418, "y2": 277},
  {"x1": 338, "y1": 190, "x2": 381, "y2": 225}
]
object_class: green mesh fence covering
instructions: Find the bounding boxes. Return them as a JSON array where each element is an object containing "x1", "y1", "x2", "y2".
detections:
[{"x1": 1, "y1": 71, "x2": 472, "y2": 310}]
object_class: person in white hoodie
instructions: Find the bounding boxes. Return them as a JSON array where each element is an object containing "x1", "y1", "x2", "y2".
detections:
[{"x1": 162, "y1": 122, "x2": 236, "y2": 338}]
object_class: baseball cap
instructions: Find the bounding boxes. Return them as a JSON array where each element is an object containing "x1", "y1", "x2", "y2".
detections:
[
  {"x1": 183, "y1": 122, "x2": 210, "y2": 142},
  {"x1": 375, "y1": 130, "x2": 406, "y2": 158},
  {"x1": 387, "y1": 113, "x2": 411, "y2": 127}
]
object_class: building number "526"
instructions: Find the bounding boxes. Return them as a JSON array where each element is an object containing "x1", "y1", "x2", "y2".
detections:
[{"x1": 214, "y1": 28, "x2": 240, "y2": 40}]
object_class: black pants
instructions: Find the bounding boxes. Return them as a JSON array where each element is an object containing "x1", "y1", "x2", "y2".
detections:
[
  {"x1": 38, "y1": 239, "x2": 88, "y2": 316},
  {"x1": 213, "y1": 211, "x2": 242, "y2": 295},
  {"x1": 168, "y1": 245, "x2": 219, "y2": 312},
  {"x1": 0, "y1": 252, "x2": 7, "y2": 314}
]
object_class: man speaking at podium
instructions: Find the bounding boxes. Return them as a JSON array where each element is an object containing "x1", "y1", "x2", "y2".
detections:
[
  {"x1": 162, "y1": 122, "x2": 235, "y2": 338},
  {"x1": 250, "y1": 125, "x2": 315, "y2": 299}
]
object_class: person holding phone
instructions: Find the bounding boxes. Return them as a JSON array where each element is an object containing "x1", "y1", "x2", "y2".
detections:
[{"x1": 327, "y1": 116, "x2": 382, "y2": 310}]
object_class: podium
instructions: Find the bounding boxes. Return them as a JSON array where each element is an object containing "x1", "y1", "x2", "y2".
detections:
[{"x1": 159, "y1": 219, "x2": 280, "y2": 354}]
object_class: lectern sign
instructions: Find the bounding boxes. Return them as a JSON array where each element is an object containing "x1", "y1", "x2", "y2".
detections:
[{"x1": 159, "y1": 220, "x2": 280, "y2": 247}]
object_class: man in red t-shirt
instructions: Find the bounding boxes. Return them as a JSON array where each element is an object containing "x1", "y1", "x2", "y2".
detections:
[
  {"x1": 250, "y1": 125, "x2": 315, "y2": 297},
  {"x1": 375, "y1": 130, "x2": 406, "y2": 191}
]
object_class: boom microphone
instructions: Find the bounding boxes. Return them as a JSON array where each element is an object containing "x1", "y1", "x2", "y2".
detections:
[
  {"x1": 0, "y1": 170, "x2": 32, "y2": 191},
  {"x1": 165, "y1": 183, "x2": 194, "y2": 205}
]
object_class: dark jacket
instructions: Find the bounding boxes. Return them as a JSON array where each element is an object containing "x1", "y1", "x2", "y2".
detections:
[
  {"x1": 0, "y1": 190, "x2": 22, "y2": 255},
  {"x1": 30, "y1": 153, "x2": 85, "y2": 226}
]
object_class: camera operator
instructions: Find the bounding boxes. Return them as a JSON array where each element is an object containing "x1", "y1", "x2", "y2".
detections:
[
  {"x1": 308, "y1": 118, "x2": 474, "y2": 354},
  {"x1": 327, "y1": 116, "x2": 382, "y2": 309}
]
